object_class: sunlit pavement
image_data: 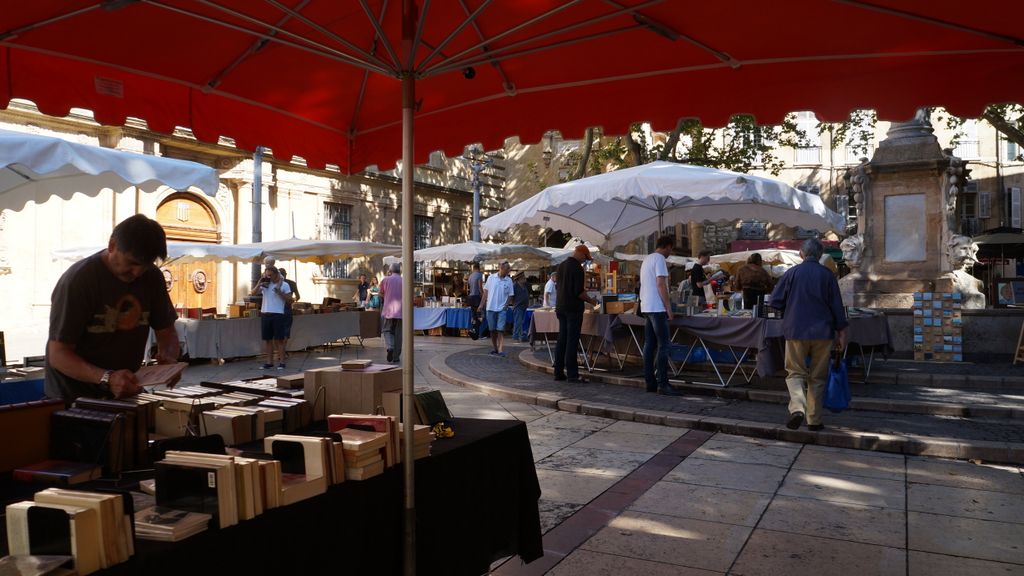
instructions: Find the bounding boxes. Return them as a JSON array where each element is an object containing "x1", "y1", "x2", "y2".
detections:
[{"x1": 177, "y1": 336, "x2": 1024, "y2": 575}]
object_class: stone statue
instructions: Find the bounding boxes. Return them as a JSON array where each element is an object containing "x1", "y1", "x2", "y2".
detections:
[
  {"x1": 946, "y1": 234, "x2": 986, "y2": 309},
  {"x1": 942, "y1": 148, "x2": 968, "y2": 231},
  {"x1": 840, "y1": 234, "x2": 864, "y2": 270}
]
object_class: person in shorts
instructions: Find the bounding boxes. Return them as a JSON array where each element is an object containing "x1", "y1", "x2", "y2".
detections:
[
  {"x1": 479, "y1": 262, "x2": 514, "y2": 357},
  {"x1": 250, "y1": 266, "x2": 292, "y2": 369}
]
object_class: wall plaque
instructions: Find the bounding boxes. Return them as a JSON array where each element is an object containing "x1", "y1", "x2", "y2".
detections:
[{"x1": 884, "y1": 194, "x2": 926, "y2": 262}]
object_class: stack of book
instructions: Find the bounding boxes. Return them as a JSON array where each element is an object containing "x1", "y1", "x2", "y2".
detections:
[
  {"x1": 257, "y1": 397, "x2": 310, "y2": 433},
  {"x1": 7, "y1": 488, "x2": 136, "y2": 573},
  {"x1": 263, "y1": 435, "x2": 330, "y2": 505},
  {"x1": 400, "y1": 424, "x2": 434, "y2": 461},
  {"x1": 340, "y1": 358, "x2": 373, "y2": 371},
  {"x1": 336, "y1": 428, "x2": 387, "y2": 480},
  {"x1": 154, "y1": 452, "x2": 239, "y2": 529},
  {"x1": 133, "y1": 506, "x2": 211, "y2": 542},
  {"x1": 13, "y1": 460, "x2": 102, "y2": 486},
  {"x1": 327, "y1": 414, "x2": 397, "y2": 467}
]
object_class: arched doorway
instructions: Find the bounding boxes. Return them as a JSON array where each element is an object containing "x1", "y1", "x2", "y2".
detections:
[{"x1": 156, "y1": 193, "x2": 220, "y2": 313}]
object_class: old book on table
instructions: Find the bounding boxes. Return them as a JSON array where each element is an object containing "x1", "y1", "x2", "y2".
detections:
[
  {"x1": 345, "y1": 460, "x2": 384, "y2": 481},
  {"x1": 32, "y1": 488, "x2": 130, "y2": 570},
  {"x1": 0, "y1": 399, "x2": 64, "y2": 476},
  {"x1": 134, "y1": 362, "x2": 188, "y2": 389},
  {"x1": 413, "y1": 389, "x2": 452, "y2": 425},
  {"x1": 327, "y1": 414, "x2": 397, "y2": 467},
  {"x1": 13, "y1": 461, "x2": 101, "y2": 487},
  {"x1": 155, "y1": 453, "x2": 238, "y2": 529},
  {"x1": 73, "y1": 397, "x2": 150, "y2": 469},
  {"x1": 340, "y1": 359, "x2": 373, "y2": 370},
  {"x1": 0, "y1": 555, "x2": 76, "y2": 576},
  {"x1": 6, "y1": 501, "x2": 102, "y2": 575},
  {"x1": 133, "y1": 506, "x2": 211, "y2": 542},
  {"x1": 49, "y1": 409, "x2": 126, "y2": 476},
  {"x1": 264, "y1": 435, "x2": 329, "y2": 505}
]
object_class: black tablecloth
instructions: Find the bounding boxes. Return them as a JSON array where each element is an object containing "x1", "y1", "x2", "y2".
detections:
[{"x1": 92, "y1": 418, "x2": 541, "y2": 575}]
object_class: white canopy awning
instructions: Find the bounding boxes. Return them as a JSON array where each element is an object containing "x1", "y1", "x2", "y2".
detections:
[
  {"x1": 0, "y1": 129, "x2": 220, "y2": 199},
  {"x1": 613, "y1": 251, "x2": 697, "y2": 268},
  {"x1": 54, "y1": 239, "x2": 400, "y2": 265},
  {"x1": 480, "y1": 161, "x2": 845, "y2": 248},
  {"x1": 383, "y1": 241, "x2": 551, "y2": 266}
]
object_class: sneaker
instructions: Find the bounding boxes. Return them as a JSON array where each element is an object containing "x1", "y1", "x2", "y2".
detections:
[
  {"x1": 489, "y1": 350, "x2": 499, "y2": 356},
  {"x1": 554, "y1": 374, "x2": 567, "y2": 382},
  {"x1": 786, "y1": 412, "x2": 805, "y2": 430},
  {"x1": 260, "y1": 363, "x2": 273, "y2": 370},
  {"x1": 497, "y1": 351, "x2": 507, "y2": 358},
  {"x1": 277, "y1": 363, "x2": 286, "y2": 370},
  {"x1": 387, "y1": 349, "x2": 393, "y2": 362}
]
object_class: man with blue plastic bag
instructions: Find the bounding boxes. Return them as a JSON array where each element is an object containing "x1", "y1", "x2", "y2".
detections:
[{"x1": 769, "y1": 238, "x2": 848, "y2": 431}]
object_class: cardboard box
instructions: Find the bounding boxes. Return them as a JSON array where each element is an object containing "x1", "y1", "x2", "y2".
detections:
[
  {"x1": 604, "y1": 301, "x2": 635, "y2": 315},
  {"x1": 228, "y1": 304, "x2": 245, "y2": 318},
  {"x1": 327, "y1": 367, "x2": 402, "y2": 416},
  {"x1": 304, "y1": 366, "x2": 344, "y2": 421},
  {"x1": 304, "y1": 366, "x2": 402, "y2": 418}
]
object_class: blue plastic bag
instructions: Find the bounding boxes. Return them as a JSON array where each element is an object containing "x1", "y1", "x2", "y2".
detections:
[{"x1": 824, "y1": 352, "x2": 851, "y2": 413}]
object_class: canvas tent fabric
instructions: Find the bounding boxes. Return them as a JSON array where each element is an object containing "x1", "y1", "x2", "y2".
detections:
[
  {"x1": 0, "y1": 129, "x2": 220, "y2": 198},
  {"x1": 479, "y1": 162, "x2": 845, "y2": 248},
  {"x1": 53, "y1": 239, "x2": 399, "y2": 265},
  {"x1": 1, "y1": 3, "x2": 1020, "y2": 172},
  {"x1": 382, "y1": 241, "x2": 551, "y2": 266}
]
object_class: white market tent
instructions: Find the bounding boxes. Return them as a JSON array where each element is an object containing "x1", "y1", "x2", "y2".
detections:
[
  {"x1": 0, "y1": 129, "x2": 220, "y2": 199},
  {"x1": 383, "y1": 241, "x2": 551, "y2": 266},
  {"x1": 480, "y1": 161, "x2": 845, "y2": 249},
  {"x1": 613, "y1": 251, "x2": 698, "y2": 269},
  {"x1": 54, "y1": 238, "x2": 400, "y2": 264}
]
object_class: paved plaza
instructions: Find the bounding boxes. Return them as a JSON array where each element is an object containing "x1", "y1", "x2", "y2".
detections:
[{"x1": 177, "y1": 335, "x2": 1024, "y2": 575}]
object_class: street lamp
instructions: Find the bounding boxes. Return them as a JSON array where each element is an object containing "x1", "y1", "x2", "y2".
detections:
[{"x1": 463, "y1": 145, "x2": 493, "y2": 242}]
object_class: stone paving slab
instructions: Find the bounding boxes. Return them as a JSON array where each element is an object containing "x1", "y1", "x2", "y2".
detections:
[{"x1": 433, "y1": 346, "x2": 1024, "y2": 463}]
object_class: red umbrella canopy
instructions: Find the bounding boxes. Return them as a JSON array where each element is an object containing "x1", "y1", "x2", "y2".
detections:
[{"x1": 1, "y1": 1, "x2": 1021, "y2": 171}]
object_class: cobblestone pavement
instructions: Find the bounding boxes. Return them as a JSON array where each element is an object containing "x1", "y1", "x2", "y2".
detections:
[{"x1": 445, "y1": 346, "x2": 1024, "y2": 443}]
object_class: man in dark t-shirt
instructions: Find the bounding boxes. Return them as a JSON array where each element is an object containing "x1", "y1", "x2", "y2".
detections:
[
  {"x1": 554, "y1": 245, "x2": 597, "y2": 383},
  {"x1": 45, "y1": 214, "x2": 180, "y2": 404},
  {"x1": 690, "y1": 250, "x2": 712, "y2": 305}
]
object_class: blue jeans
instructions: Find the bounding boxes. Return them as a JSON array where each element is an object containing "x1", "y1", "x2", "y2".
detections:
[
  {"x1": 643, "y1": 312, "x2": 671, "y2": 391},
  {"x1": 512, "y1": 306, "x2": 527, "y2": 340}
]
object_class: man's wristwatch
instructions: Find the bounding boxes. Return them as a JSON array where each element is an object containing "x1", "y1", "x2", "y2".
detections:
[{"x1": 99, "y1": 370, "x2": 113, "y2": 394}]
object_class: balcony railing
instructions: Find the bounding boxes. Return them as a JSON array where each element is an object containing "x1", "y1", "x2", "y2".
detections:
[
  {"x1": 795, "y1": 146, "x2": 821, "y2": 165},
  {"x1": 953, "y1": 140, "x2": 980, "y2": 160}
]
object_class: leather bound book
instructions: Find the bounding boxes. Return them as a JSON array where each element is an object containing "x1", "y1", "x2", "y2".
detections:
[
  {"x1": 73, "y1": 398, "x2": 149, "y2": 470},
  {"x1": 13, "y1": 460, "x2": 102, "y2": 486},
  {"x1": 49, "y1": 409, "x2": 126, "y2": 476}
]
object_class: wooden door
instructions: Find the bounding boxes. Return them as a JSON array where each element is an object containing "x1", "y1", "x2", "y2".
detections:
[{"x1": 155, "y1": 194, "x2": 220, "y2": 313}]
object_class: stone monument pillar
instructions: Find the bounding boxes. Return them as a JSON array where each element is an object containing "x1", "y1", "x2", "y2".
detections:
[{"x1": 839, "y1": 110, "x2": 985, "y2": 308}]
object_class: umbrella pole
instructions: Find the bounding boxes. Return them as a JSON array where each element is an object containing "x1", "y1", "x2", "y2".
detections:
[{"x1": 401, "y1": 3, "x2": 416, "y2": 574}]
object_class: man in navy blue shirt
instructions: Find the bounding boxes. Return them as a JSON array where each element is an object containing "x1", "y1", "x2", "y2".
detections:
[{"x1": 769, "y1": 238, "x2": 848, "y2": 431}]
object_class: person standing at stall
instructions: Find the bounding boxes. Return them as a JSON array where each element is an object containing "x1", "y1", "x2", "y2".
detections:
[
  {"x1": 278, "y1": 267, "x2": 300, "y2": 357},
  {"x1": 640, "y1": 235, "x2": 681, "y2": 396},
  {"x1": 770, "y1": 238, "x2": 848, "y2": 431},
  {"x1": 691, "y1": 250, "x2": 712, "y2": 306},
  {"x1": 45, "y1": 214, "x2": 180, "y2": 403},
  {"x1": 251, "y1": 266, "x2": 292, "y2": 369},
  {"x1": 479, "y1": 262, "x2": 515, "y2": 356},
  {"x1": 379, "y1": 263, "x2": 403, "y2": 363},
  {"x1": 354, "y1": 273, "x2": 370, "y2": 306},
  {"x1": 543, "y1": 272, "x2": 557, "y2": 308},
  {"x1": 512, "y1": 273, "x2": 530, "y2": 343},
  {"x1": 554, "y1": 245, "x2": 597, "y2": 383},
  {"x1": 733, "y1": 253, "x2": 772, "y2": 309}
]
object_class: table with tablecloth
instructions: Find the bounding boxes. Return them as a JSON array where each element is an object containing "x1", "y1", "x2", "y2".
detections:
[
  {"x1": 170, "y1": 311, "x2": 380, "y2": 360},
  {"x1": 76, "y1": 418, "x2": 543, "y2": 576},
  {"x1": 615, "y1": 312, "x2": 892, "y2": 386},
  {"x1": 529, "y1": 310, "x2": 620, "y2": 370}
]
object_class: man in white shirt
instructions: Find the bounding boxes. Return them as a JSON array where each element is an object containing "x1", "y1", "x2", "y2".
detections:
[
  {"x1": 543, "y1": 272, "x2": 557, "y2": 307},
  {"x1": 249, "y1": 266, "x2": 292, "y2": 369},
  {"x1": 640, "y1": 236, "x2": 680, "y2": 395},
  {"x1": 479, "y1": 262, "x2": 515, "y2": 357}
]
